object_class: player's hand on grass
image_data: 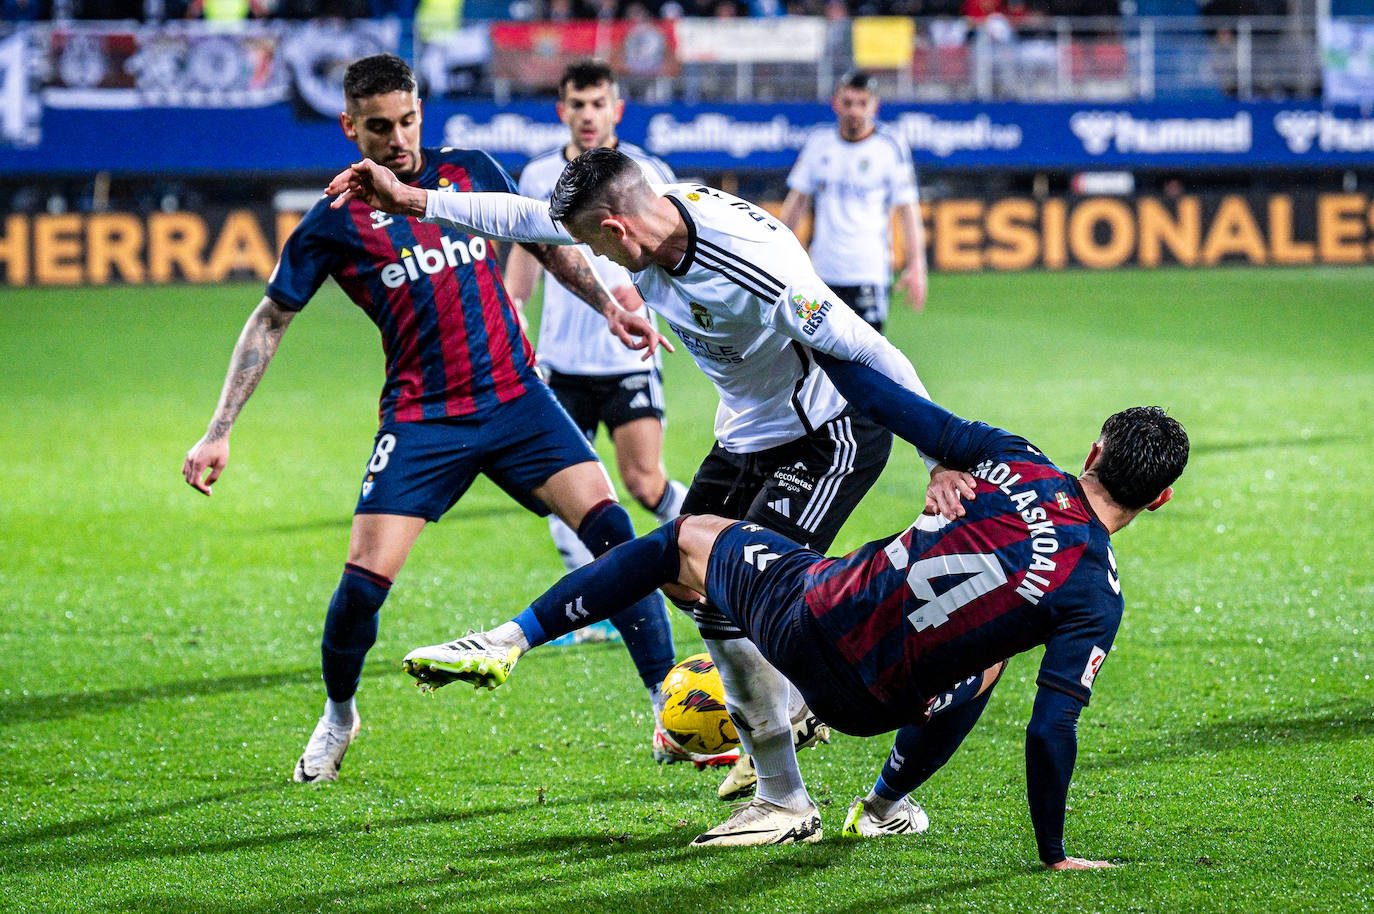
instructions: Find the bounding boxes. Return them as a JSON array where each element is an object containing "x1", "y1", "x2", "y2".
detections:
[
  {"x1": 326, "y1": 159, "x2": 426, "y2": 217},
  {"x1": 1046, "y1": 857, "x2": 1118, "y2": 871},
  {"x1": 183, "y1": 436, "x2": 229, "y2": 496},
  {"x1": 606, "y1": 305, "x2": 675, "y2": 361},
  {"x1": 924, "y1": 464, "x2": 977, "y2": 520}
]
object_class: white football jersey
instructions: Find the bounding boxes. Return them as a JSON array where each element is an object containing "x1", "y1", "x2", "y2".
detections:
[
  {"x1": 518, "y1": 143, "x2": 675, "y2": 375},
  {"x1": 786, "y1": 124, "x2": 919, "y2": 286},
  {"x1": 634, "y1": 183, "x2": 921, "y2": 452},
  {"x1": 421, "y1": 178, "x2": 932, "y2": 456}
]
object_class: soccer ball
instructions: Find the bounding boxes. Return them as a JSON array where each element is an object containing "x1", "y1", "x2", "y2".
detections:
[{"x1": 658, "y1": 653, "x2": 740, "y2": 756}]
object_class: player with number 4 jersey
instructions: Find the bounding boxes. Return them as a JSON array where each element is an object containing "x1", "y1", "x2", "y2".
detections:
[{"x1": 400, "y1": 357, "x2": 1188, "y2": 862}]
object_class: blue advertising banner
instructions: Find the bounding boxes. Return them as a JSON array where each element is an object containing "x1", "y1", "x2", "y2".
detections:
[{"x1": 6, "y1": 100, "x2": 1374, "y2": 175}]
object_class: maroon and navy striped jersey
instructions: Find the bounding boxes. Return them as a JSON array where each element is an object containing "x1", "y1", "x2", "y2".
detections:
[
  {"x1": 803, "y1": 420, "x2": 1123, "y2": 715},
  {"x1": 267, "y1": 147, "x2": 535, "y2": 423}
]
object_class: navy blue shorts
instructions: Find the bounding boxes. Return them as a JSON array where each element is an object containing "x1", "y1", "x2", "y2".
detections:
[
  {"x1": 704, "y1": 521, "x2": 908, "y2": 737},
  {"x1": 354, "y1": 381, "x2": 599, "y2": 522}
]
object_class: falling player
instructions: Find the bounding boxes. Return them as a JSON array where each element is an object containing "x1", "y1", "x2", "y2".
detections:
[{"x1": 403, "y1": 358, "x2": 1189, "y2": 862}]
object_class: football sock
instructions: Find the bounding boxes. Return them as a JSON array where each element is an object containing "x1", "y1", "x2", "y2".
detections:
[
  {"x1": 574, "y1": 500, "x2": 676, "y2": 691},
  {"x1": 324, "y1": 696, "x2": 356, "y2": 728},
  {"x1": 486, "y1": 620, "x2": 530, "y2": 654},
  {"x1": 547, "y1": 515, "x2": 594, "y2": 572},
  {"x1": 514, "y1": 516, "x2": 679, "y2": 655},
  {"x1": 650, "y1": 479, "x2": 687, "y2": 524},
  {"x1": 868, "y1": 672, "x2": 999, "y2": 815},
  {"x1": 321, "y1": 563, "x2": 392, "y2": 704},
  {"x1": 706, "y1": 637, "x2": 809, "y2": 809}
]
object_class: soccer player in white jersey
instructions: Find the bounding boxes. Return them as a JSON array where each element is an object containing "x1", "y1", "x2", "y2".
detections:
[
  {"x1": 325, "y1": 149, "x2": 974, "y2": 846},
  {"x1": 504, "y1": 62, "x2": 689, "y2": 634},
  {"x1": 781, "y1": 70, "x2": 928, "y2": 332}
]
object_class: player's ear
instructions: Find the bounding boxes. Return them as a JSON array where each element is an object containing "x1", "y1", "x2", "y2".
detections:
[
  {"x1": 1145, "y1": 487, "x2": 1173, "y2": 512},
  {"x1": 415, "y1": 95, "x2": 424, "y2": 125},
  {"x1": 601, "y1": 216, "x2": 628, "y2": 241},
  {"x1": 339, "y1": 111, "x2": 356, "y2": 141},
  {"x1": 556, "y1": 98, "x2": 568, "y2": 124},
  {"x1": 613, "y1": 97, "x2": 626, "y2": 124},
  {"x1": 1083, "y1": 440, "x2": 1103, "y2": 474}
]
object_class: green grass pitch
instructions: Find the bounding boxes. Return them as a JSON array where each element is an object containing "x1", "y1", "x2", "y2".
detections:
[{"x1": 1, "y1": 267, "x2": 1371, "y2": 913}]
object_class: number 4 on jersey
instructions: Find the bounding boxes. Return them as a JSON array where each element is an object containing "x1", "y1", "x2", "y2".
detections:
[{"x1": 896, "y1": 550, "x2": 1008, "y2": 632}]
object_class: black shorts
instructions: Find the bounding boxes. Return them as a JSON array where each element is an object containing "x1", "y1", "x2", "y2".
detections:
[
  {"x1": 545, "y1": 368, "x2": 665, "y2": 439},
  {"x1": 830, "y1": 284, "x2": 888, "y2": 334},
  {"x1": 703, "y1": 522, "x2": 910, "y2": 737},
  {"x1": 680, "y1": 409, "x2": 893, "y2": 638}
]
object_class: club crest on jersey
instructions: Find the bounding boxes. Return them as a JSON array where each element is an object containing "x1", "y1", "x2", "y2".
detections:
[
  {"x1": 380, "y1": 236, "x2": 489, "y2": 289},
  {"x1": 690, "y1": 302, "x2": 714, "y2": 330},
  {"x1": 687, "y1": 192, "x2": 701, "y2": 201},
  {"x1": 369, "y1": 210, "x2": 394, "y2": 230},
  {"x1": 361, "y1": 474, "x2": 375, "y2": 498},
  {"x1": 792, "y1": 294, "x2": 833, "y2": 336}
]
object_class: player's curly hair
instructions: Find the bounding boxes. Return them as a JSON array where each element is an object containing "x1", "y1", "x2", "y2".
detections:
[
  {"x1": 1093, "y1": 406, "x2": 1189, "y2": 510},
  {"x1": 343, "y1": 54, "x2": 416, "y2": 103},
  {"x1": 548, "y1": 147, "x2": 644, "y2": 224}
]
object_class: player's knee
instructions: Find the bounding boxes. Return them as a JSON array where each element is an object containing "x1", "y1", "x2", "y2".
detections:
[
  {"x1": 624, "y1": 469, "x2": 666, "y2": 512},
  {"x1": 323, "y1": 564, "x2": 391, "y2": 652}
]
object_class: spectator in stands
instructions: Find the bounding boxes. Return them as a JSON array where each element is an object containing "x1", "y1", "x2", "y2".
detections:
[{"x1": 962, "y1": 0, "x2": 1005, "y2": 23}]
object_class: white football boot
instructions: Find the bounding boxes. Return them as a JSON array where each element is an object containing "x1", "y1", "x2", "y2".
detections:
[
  {"x1": 718, "y1": 709, "x2": 832, "y2": 800},
  {"x1": 292, "y1": 714, "x2": 361, "y2": 783},
  {"x1": 691, "y1": 798, "x2": 822, "y2": 847},
  {"x1": 840, "y1": 796, "x2": 930, "y2": 837},
  {"x1": 403, "y1": 632, "x2": 521, "y2": 692}
]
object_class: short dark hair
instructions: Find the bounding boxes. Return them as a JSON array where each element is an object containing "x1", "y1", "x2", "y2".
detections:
[
  {"x1": 559, "y1": 59, "x2": 618, "y2": 98},
  {"x1": 1093, "y1": 406, "x2": 1189, "y2": 510},
  {"x1": 549, "y1": 147, "x2": 642, "y2": 223},
  {"x1": 343, "y1": 54, "x2": 416, "y2": 104},
  {"x1": 836, "y1": 69, "x2": 876, "y2": 95}
]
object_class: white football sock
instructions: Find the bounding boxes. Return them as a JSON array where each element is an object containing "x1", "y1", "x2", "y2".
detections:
[
  {"x1": 548, "y1": 515, "x2": 594, "y2": 571},
  {"x1": 652, "y1": 479, "x2": 687, "y2": 524},
  {"x1": 863, "y1": 791, "x2": 902, "y2": 818},
  {"x1": 488, "y1": 621, "x2": 531, "y2": 653},
  {"x1": 324, "y1": 696, "x2": 356, "y2": 727},
  {"x1": 704, "y1": 637, "x2": 811, "y2": 810}
]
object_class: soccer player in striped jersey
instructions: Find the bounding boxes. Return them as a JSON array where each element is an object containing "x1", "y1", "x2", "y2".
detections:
[
  {"x1": 400, "y1": 361, "x2": 1189, "y2": 862},
  {"x1": 504, "y1": 62, "x2": 688, "y2": 657},
  {"x1": 182, "y1": 55, "x2": 681, "y2": 785},
  {"x1": 326, "y1": 147, "x2": 976, "y2": 844}
]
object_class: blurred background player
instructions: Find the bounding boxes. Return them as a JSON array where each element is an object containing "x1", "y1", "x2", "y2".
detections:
[
  {"x1": 182, "y1": 54, "x2": 680, "y2": 784},
  {"x1": 780, "y1": 70, "x2": 928, "y2": 332},
  {"x1": 401, "y1": 365, "x2": 1189, "y2": 859},
  {"x1": 503, "y1": 60, "x2": 688, "y2": 648}
]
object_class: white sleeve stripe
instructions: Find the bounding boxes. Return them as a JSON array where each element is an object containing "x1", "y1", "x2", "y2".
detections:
[
  {"x1": 696, "y1": 250, "x2": 783, "y2": 302},
  {"x1": 696, "y1": 237, "x2": 786, "y2": 293}
]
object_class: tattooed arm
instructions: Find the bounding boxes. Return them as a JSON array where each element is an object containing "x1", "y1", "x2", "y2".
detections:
[
  {"x1": 519, "y1": 243, "x2": 672, "y2": 358},
  {"x1": 182, "y1": 296, "x2": 297, "y2": 496}
]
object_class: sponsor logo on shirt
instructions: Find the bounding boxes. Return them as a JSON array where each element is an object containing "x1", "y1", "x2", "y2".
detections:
[
  {"x1": 379, "y1": 235, "x2": 489, "y2": 289},
  {"x1": 791, "y1": 294, "x2": 832, "y2": 336}
]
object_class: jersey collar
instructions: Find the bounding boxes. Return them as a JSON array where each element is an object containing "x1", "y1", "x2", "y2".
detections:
[{"x1": 664, "y1": 193, "x2": 697, "y2": 277}]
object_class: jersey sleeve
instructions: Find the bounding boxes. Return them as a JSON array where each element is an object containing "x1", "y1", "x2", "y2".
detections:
[
  {"x1": 265, "y1": 202, "x2": 339, "y2": 312},
  {"x1": 885, "y1": 131, "x2": 919, "y2": 207},
  {"x1": 786, "y1": 134, "x2": 820, "y2": 194},
  {"x1": 466, "y1": 150, "x2": 519, "y2": 195},
  {"x1": 1035, "y1": 555, "x2": 1124, "y2": 706}
]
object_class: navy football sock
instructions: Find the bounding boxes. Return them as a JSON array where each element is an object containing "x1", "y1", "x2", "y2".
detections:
[
  {"x1": 575, "y1": 501, "x2": 676, "y2": 690},
  {"x1": 515, "y1": 518, "x2": 681, "y2": 683},
  {"x1": 873, "y1": 672, "x2": 999, "y2": 803},
  {"x1": 321, "y1": 563, "x2": 391, "y2": 703}
]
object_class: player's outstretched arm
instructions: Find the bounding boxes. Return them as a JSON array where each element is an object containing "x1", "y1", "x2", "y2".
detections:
[
  {"x1": 182, "y1": 296, "x2": 296, "y2": 496},
  {"x1": 325, "y1": 159, "x2": 427, "y2": 217},
  {"x1": 893, "y1": 201, "x2": 928, "y2": 314},
  {"x1": 1025, "y1": 686, "x2": 1117, "y2": 870}
]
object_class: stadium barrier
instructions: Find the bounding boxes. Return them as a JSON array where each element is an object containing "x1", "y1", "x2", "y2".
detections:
[{"x1": 6, "y1": 191, "x2": 1371, "y2": 287}]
